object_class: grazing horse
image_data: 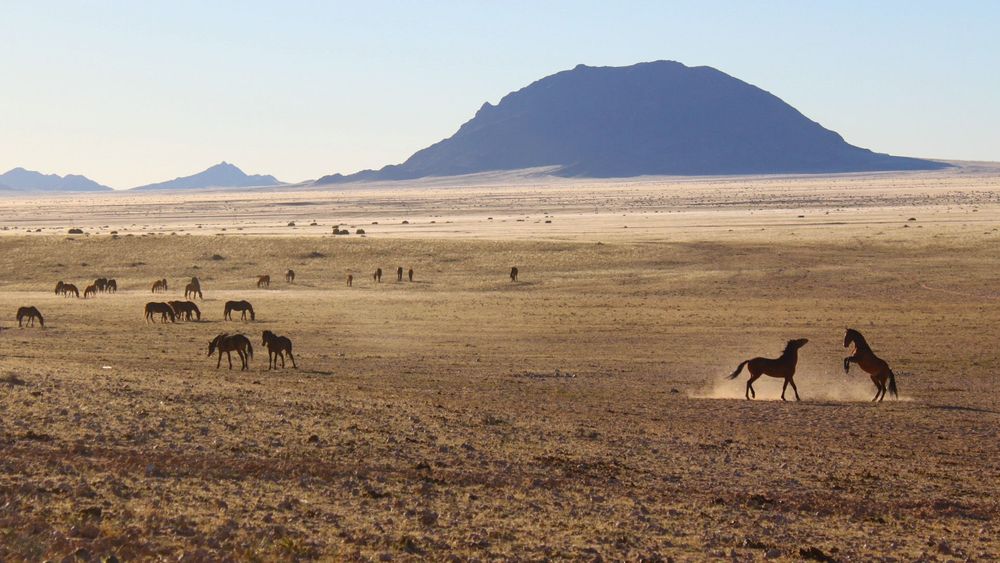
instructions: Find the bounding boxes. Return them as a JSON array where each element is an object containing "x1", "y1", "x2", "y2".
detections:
[
  {"x1": 84, "y1": 284, "x2": 98, "y2": 298},
  {"x1": 144, "y1": 302, "x2": 176, "y2": 323},
  {"x1": 844, "y1": 328, "x2": 898, "y2": 402},
  {"x1": 374, "y1": 268, "x2": 382, "y2": 283},
  {"x1": 224, "y1": 300, "x2": 255, "y2": 321},
  {"x1": 184, "y1": 282, "x2": 203, "y2": 300},
  {"x1": 408, "y1": 268, "x2": 413, "y2": 282},
  {"x1": 285, "y1": 269, "x2": 295, "y2": 283},
  {"x1": 62, "y1": 283, "x2": 80, "y2": 298},
  {"x1": 510, "y1": 266, "x2": 518, "y2": 282},
  {"x1": 16, "y1": 306, "x2": 44, "y2": 327},
  {"x1": 169, "y1": 300, "x2": 201, "y2": 321},
  {"x1": 262, "y1": 330, "x2": 297, "y2": 369},
  {"x1": 397, "y1": 266, "x2": 404, "y2": 282},
  {"x1": 257, "y1": 275, "x2": 270, "y2": 288},
  {"x1": 727, "y1": 338, "x2": 809, "y2": 401},
  {"x1": 54, "y1": 281, "x2": 65, "y2": 295},
  {"x1": 151, "y1": 279, "x2": 168, "y2": 293},
  {"x1": 107, "y1": 279, "x2": 117, "y2": 293},
  {"x1": 208, "y1": 333, "x2": 253, "y2": 370}
]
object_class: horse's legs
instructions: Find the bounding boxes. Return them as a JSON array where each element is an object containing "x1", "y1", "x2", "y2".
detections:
[
  {"x1": 789, "y1": 378, "x2": 801, "y2": 401},
  {"x1": 843, "y1": 356, "x2": 856, "y2": 374},
  {"x1": 227, "y1": 351, "x2": 233, "y2": 369},
  {"x1": 238, "y1": 350, "x2": 247, "y2": 370},
  {"x1": 216, "y1": 352, "x2": 222, "y2": 369},
  {"x1": 870, "y1": 374, "x2": 881, "y2": 401},
  {"x1": 279, "y1": 351, "x2": 285, "y2": 368},
  {"x1": 781, "y1": 379, "x2": 789, "y2": 401},
  {"x1": 746, "y1": 371, "x2": 761, "y2": 400},
  {"x1": 288, "y1": 350, "x2": 297, "y2": 369}
]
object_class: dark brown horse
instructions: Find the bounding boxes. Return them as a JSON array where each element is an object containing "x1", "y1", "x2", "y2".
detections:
[
  {"x1": 84, "y1": 284, "x2": 98, "y2": 298},
  {"x1": 208, "y1": 333, "x2": 253, "y2": 370},
  {"x1": 184, "y1": 282, "x2": 203, "y2": 300},
  {"x1": 262, "y1": 330, "x2": 297, "y2": 369},
  {"x1": 94, "y1": 278, "x2": 108, "y2": 293},
  {"x1": 224, "y1": 300, "x2": 255, "y2": 321},
  {"x1": 107, "y1": 279, "x2": 117, "y2": 293},
  {"x1": 397, "y1": 266, "x2": 404, "y2": 282},
  {"x1": 285, "y1": 269, "x2": 295, "y2": 283},
  {"x1": 408, "y1": 268, "x2": 414, "y2": 282},
  {"x1": 374, "y1": 268, "x2": 382, "y2": 283},
  {"x1": 169, "y1": 300, "x2": 201, "y2": 321},
  {"x1": 510, "y1": 266, "x2": 518, "y2": 282},
  {"x1": 62, "y1": 283, "x2": 80, "y2": 298},
  {"x1": 257, "y1": 275, "x2": 270, "y2": 288},
  {"x1": 347, "y1": 274, "x2": 353, "y2": 287},
  {"x1": 55, "y1": 281, "x2": 65, "y2": 295},
  {"x1": 727, "y1": 338, "x2": 809, "y2": 401},
  {"x1": 151, "y1": 279, "x2": 168, "y2": 293},
  {"x1": 16, "y1": 306, "x2": 44, "y2": 327},
  {"x1": 844, "y1": 329, "x2": 898, "y2": 401},
  {"x1": 144, "y1": 302, "x2": 176, "y2": 323}
]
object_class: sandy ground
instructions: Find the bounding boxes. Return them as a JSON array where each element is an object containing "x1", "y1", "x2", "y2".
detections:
[{"x1": 0, "y1": 166, "x2": 999, "y2": 560}]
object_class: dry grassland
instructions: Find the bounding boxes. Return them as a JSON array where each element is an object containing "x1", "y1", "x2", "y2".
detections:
[{"x1": 1, "y1": 168, "x2": 999, "y2": 560}]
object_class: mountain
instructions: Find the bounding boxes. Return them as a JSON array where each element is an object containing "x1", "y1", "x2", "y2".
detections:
[
  {"x1": 317, "y1": 61, "x2": 946, "y2": 183},
  {"x1": 0, "y1": 167, "x2": 112, "y2": 192},
  {"x1": 132, "y1": 162, "x2": 282, "y2": 191}
]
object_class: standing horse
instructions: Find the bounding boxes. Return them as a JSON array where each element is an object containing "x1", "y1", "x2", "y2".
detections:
[
  {"x1": 184, "y1": 282, "x2": 203, "y2": 300},
  {"x1": 374, "y1": 268, "x2": 382, "y2": 283},
  {"x1": 107, "y1": 279, "x2": 117, "y2": 293},
  {"x1": 257, "y1": 275, "x2": 270, "y2": 288},
  {"x1": 54, "y1": 281, "x2": 65, "y2": 295},
  {"x1": 169, "y1": 301, "x2": 201, "y2": 321},
  {"x1": 408, "y1": 268, "x2": 414, "y2": 282},
  {"x1": 151, "y1": 279, "x2": 168, "y2": 293},
  {"x1": 224, "y1": 300, "x2": 255, "y2": 321},
  {"x1": 144, "y1": 302, "x2": 176, "y2": 323},
  {"x1": 208, "y1": 333, "x2": 253, "y2": 370},
  {"x1": 397, "y1": 267, "x2": 404, "y2": 282},
  {"x1": 347, "y1": 274, "x2": 353, "y2": 287},
  {"x1": 62, "y1": 283, "x2": 80, "y2": 298},
  {"x1": 94, "y1": 278, "x2": 108, "y2": 293},
  {"x1": 727, "y1": 338, "x2": 809, "y2": 401},
  {"x1": 262, "y1": 330, "x2": 297, "y2": 369},
  {"x1": 84, "y1": 284, "x2": 98, "y2": 298},
  {"x1": 844, "y1": 329, "x2": 898, "y2": 402},
  {"x1": 510, "y1": 267, "x2": 518, "y2": 282},
  {"x1": 285, "y1": 270, "x2": 295, "y2": 283},
  {"x1": 16, "y1": 306, "x2": 44, "y2": 327}
]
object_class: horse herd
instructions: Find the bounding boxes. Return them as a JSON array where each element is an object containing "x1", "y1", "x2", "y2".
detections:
[{"x1": 55, "y1": 278, "x2": 117, "y2": 299}]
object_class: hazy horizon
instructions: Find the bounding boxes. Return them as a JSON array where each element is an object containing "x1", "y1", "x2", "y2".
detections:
[{"x1": 2, "y1": 1, "x2": 998, "y2": 189}]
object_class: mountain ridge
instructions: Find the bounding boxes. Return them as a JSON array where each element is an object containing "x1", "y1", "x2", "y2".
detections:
[
  {"x1": 0, "y1": 167, "x2": 112, "y2": 192},
  {"x1": 317, "y1": 60, "x2": 947, "y2": 184},
  {"x1": 131, "y1": 162, "x2": 282, "y2": 191}
]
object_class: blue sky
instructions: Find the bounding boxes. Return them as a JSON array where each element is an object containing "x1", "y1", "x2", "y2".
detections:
[{"x1": 1, "y1": 1, "x2": 997, "y2": 188}]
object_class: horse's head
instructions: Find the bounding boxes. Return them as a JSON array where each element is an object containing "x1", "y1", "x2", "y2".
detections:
[
  {"x1": 208, "y1": 334, "x2": 224, "y2": 356},
  {"x1": 249, "y1": 307, "x2": 255, "y2": 321},
  {"x1": 785, "y1": 338, "x2": 809, "y2": 353},
  {"x1": 844, "y1": 328, "x2": 859, "y2": 348},
  {"x1": 262, "y1": 330, "x2": 272, "y2": 344}
]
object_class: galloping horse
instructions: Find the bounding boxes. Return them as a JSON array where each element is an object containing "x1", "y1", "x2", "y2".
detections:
[
  {"x1": 144, "y1": 302, "x2": 176, "y2": 323},
  {"x1": 844, "y1": 328, "x2": 898, "y2": 402},
  {"x1": 224, "y1": 300, "x2": 255, "y2": 321},
  {"x1": 62, "y1": 283, "x2": 80, "y2": 298},
  {"x1": 16, "y1": 306, "x2": 44, "y2": 327},
  {"x1": 510, "y1": 267, "x2": 518, "y2": 282},
  {"x1": 727, "y1": 338, "x2": 809, "y2": 401},
  {"x1": 397, "y1": 267, "x2": 404, "y2": 282},
  {"x1": 107, "y1": 279, "x2": 117, "y2": 293},
  {"x1": 169, "y1": 301, "x2": 201, "y2": 321},
  {"x1": 285, "y1": 270, "x2": 295, "y2": 283},
  {"x1": 54, "y1": 281, "x2": 65, "y2": 295},
  {"x1": 84, "y1": 284, "x2": 98, "y2": 298},
  {"x1": 208, "y1": 333, "x2": 253, "y2": 370},
  {"x1": 184, "y1": 282, "x2": 203, "y2": 300},
  {"x1": 347, "y1": 274, "x2": 353, "y2": 287},
  {"x1": 257, "y1": 275, "x2": 270, "y2": 289},
  {"x1": 374, "y1": 268, "x2": 382, "y2": 283},
  {"x1": 151, "y1": 279, "x2": 168, "y2": 293},
  {"x1": 408, "y1": 268, "x2": 414, "y2": 282},
  {"x1": 262, "y1": 330, "x2": 297, "y2": 369}
]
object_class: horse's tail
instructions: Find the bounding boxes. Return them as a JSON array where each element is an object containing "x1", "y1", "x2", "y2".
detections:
[
  {"x1": 887, "y1": 369, "x2": 898, "y2": 399},
  {"x1": 727, "y1": 360, "x2": 748, "y2": 380},
  {"x1": 246, "y1": 341, "x2": 254, "y2": 360}
]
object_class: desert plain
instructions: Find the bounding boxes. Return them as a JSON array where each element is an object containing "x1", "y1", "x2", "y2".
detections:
[{"x1": 0, "y1": 165, "x2": 999, "y2": 561}]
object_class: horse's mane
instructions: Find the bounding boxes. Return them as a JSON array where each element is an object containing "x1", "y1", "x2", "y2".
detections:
[{"x1": 781, "y1": 339, "x2": 805, "y2": 355}]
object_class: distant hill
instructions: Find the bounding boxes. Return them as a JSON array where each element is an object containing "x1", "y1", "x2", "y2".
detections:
[
  {"x1": 132, "y1": 162, "x2": 282, "y2": 191},
  {"x1": 0, "y1": 167, "x2": 112, "y2": 192},
  {"x1": 317, "y1": 60, "x2": 947, "y2": 184}
]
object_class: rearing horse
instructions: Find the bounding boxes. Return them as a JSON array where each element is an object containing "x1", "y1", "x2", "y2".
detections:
[
  {"x1": 727, "y1": 338, "x2": 809, "y2": 401},
  {"x1": 844, "y1": 328, "x2": 898, "y2": 402}
]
